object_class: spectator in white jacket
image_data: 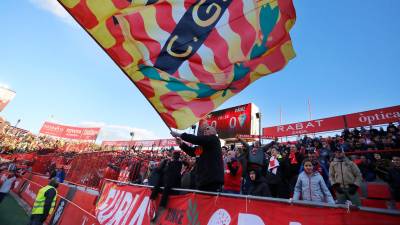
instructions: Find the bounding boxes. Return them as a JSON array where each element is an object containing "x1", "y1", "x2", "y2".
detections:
[{"x1": 293, "y1": 159, "x2": 335, "y2": 204}]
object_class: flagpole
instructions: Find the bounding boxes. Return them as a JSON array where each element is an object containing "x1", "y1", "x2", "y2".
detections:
[
  {"x1": 308, "y1": 98, "x2": 315, "y2": 137},
  {"x1": 308, "y1": 98, "x2": 312, "y2": 121},
  {"x1": 279, "y1": 106, "x2": 282, "y2": 143}
]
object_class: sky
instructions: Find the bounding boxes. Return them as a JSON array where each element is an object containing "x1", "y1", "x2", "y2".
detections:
[{"x1": 1, "y1": 0, "x2": 399, "y2": 142}]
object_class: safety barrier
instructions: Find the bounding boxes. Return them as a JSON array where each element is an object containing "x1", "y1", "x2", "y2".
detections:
[
  {"x1": 65, "y1": 151, "x2": 119, "y2": 188},
  {"x1": 2, "y1": 173, "x2": 400, "y2": 225},
  {"x1": 95, "y1": 179, "x2": 400, "y2": 225},
  {"x1": 0, "y1": 172, "x2": 99, "y2": 225}
]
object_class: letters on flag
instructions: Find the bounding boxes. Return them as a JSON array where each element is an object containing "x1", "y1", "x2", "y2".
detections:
[{"x1": 59, "y1": 0, "x2": 296, "y2": 129}]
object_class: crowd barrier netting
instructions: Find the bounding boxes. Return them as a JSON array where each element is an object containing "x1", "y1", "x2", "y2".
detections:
[
  {"x1": 10, "y1": 150, "x2": 151, "y2": 189},
  {"x1": 66, "y1": 152, "x2": 112, "y2": 188},
  {"x1": 31, "y1": 155, "x2": 54, "y2": 174}
]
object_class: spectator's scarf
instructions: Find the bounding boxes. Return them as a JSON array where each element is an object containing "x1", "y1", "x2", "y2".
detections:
[
  {"x1": 194, "y1": 146, "x2": 203, "y2": 157},
  {"x1": 268, "y1": 156, "x2": 279, "y2": 175},
  {"x1": 313, "y1": 162, "x2": 323, "y2": 175},
  {"x1": 289, "y1": 152, "x2": 298, "y2": 164}
]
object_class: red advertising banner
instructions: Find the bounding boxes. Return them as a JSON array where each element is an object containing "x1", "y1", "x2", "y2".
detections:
[
  {"x1": 101, "y1": 139, "x2": 177, "y2": 148},
  {"x1": 101, "y1": 141, "x2": 132, "y2": 147},
  {"x1": 96, "y1": 182, "x2": 399, "y2": 225},
  {"x1": 39, "y1": 122, "x2": 101, "y2": 141},
  {"x1": 0, "y1": 173, "x2": 24, "y2": 194},
  {"x1": 158, "y1": 139, "x2": 177, "y2": 147},
  {"x1": 56, "y1": 189, "x2": 99, "y2": 225},
  {"x1": 136, "y1": 140, "x2": 158, "y2": 147},
  {"x1": 96, "y1": 182, "x2": 152, "y2": 225},
  {"x1": 19, "y1": 178, "x2": 42, "y2": 206},
  {"x1": 263, "y1": 116, "x2": 345, "y2": 137},
  {"x1": 57, "y1": 203, "x2": 99, "y2": 225},
  {"x1": 199, "y1": 103, "x2": 253, "y2": 139},
  {"x1": 237, "y1": 134, "x2": 274, "y2": 139},
  {"x1": 263, "y1": 105, "x2": 400, "y2": 137},
  {"x1": 345, "y1": 105, "x2": 400, "y2": 128},
  {"x1": 0, "y1": 86, "x2": 16, "y2": 112},
  {"x1": 12, "y1": 177, "x2": 24, "y2": 193}
]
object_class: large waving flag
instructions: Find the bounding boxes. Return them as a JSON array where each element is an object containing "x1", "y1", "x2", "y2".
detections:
[{"x1": 59, "y1": 0, "x2": 296, "y2": 129}]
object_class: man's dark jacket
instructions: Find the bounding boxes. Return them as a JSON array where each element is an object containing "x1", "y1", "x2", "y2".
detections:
[{"x1": 179, "y1": 133, "x2": 224, "y2": 189}]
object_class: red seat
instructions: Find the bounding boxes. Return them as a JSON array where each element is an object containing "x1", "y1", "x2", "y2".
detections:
[
  {"x1": 366, "y1": 183, "x2": 391, "y2": 199},
  {"x1": 361, "y1": 199, "x2": 388, "y2": 209},
  {"x1": 357, "y1": 186, "x2": 363, "y2": 197}
]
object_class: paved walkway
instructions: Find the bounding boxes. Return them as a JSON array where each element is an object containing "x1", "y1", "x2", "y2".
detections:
[{"x1": 0, "y1": 194, "x2": 29, "y2": 225}]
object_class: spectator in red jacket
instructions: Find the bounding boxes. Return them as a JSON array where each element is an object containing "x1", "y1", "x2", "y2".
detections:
[
  {"x1": 98, "y1": 164, "x2": 119, "y2": 189},
  {"x1": 223, "y1": 150, "x2": 242, "y2": 194}
]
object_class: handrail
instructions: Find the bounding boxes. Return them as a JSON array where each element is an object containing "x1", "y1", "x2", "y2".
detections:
[
  {"x1": 345, "y1": 149, "x2": 400, "y2": 155},
  {"x1": 359, "y1": 206, "x2": 400, "y2": 216},
  {"x1": 103, "y1": 179, "x2": 400, "y2": 216}
]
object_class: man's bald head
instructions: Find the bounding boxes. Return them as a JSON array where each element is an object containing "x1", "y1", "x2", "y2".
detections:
[{"x1": 203, "y1": 126, "x2": 217, "y2": 136}]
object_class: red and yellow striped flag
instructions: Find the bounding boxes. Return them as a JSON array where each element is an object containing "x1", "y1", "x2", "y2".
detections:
[{"x1": 59, "y1": 0, "x2": 296, "y2": 129}]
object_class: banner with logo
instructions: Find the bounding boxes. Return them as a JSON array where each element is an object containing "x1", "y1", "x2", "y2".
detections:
[
  {"x1": 18, "y1": 176, "x2": 47, "y2": 207},
  {"x1": 56, "y1": 203, "x2": 99, "y2": 225},
  {"x1": 237, "y1": 134, "x2": 274, "y2": 140},
  {"x1": 263, "y1": 116, "x2": 345, "y2": 138},
  {"x1": 158, "y1": 139, "x2": 177, "y2": 148},
  {"x1": 53, "y1": 189, "x2": 99, "y2": 225},
  {"x1": 12, "y1": 177, "x2": 24, "y2": 193},
  {"x1": 39, "y1": 122, "x2": 101, "y2": 141},
  {"x1": 199, "y1": 103, "x2": 253, "y2": 139},
  {"x1": 263, "y1": 105, "x2": 400, "y2": 137},
  {"x1": 4, "y1": 174, "x2": 400, "y2": 225},
  {"x1": 96, "y1": 182, "x2": 152, "y2": 225},
  {"x1": 345, "y1": 105, "x2": 400, "y2": 128},
  {"x1": 0, "y1": 87, "x2": 16, "y2": 112},
  {"x1": 101, "y1": 141, "x2": 132, "y2": 148},
  {"x1": 96, "y1": 182, "x2": 399, "y2": 225},
  {"x1": 101, "y1": 139, "x2": 177, "y2": 149}
]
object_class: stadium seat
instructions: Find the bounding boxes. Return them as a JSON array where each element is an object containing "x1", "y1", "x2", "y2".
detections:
[
  {"x1": 358, "y1": 182, "x2": 367, "y2": 197},
  {"x1": 366, "y1": 183, "x2": 391, "y2": 200},
  {"x1": 361, "y1": 199, "x2": 388, "y2": 209}
]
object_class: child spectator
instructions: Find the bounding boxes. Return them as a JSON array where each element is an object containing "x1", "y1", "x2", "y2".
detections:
[
  {"x1": 293, "y1": 159, "x2": 334, "y2": 204},
  {"x1": 248, "y1": 169, "x2": 271, "y2": 197}
]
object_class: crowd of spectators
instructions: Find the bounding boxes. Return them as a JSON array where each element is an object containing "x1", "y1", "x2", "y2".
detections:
[
  {"x1": 0, "y1": 120, "x2": 100, "y2": 154},
  {"x1": 122, "y1": 123, "x2": 400, "y2": 210},
  {"x1": 1, "y1": 119, "x2": 400, "y2": 210}
]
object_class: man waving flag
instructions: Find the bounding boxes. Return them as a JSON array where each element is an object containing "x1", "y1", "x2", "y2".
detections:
[{"x1": 58, "y1": 0, "x2": 296, "y2": 129}]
